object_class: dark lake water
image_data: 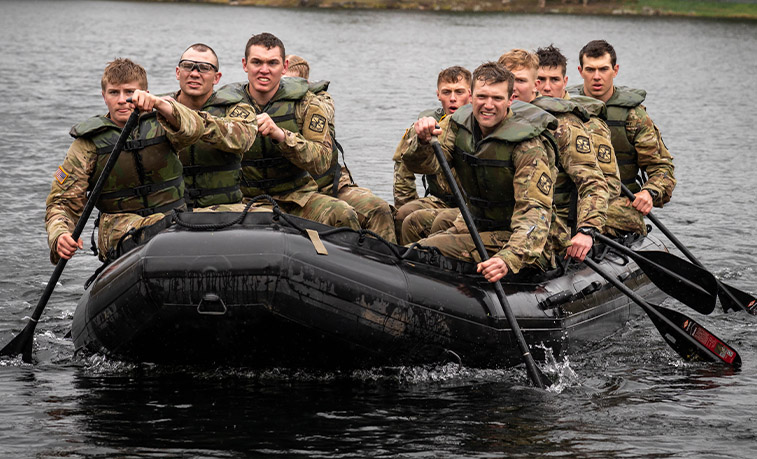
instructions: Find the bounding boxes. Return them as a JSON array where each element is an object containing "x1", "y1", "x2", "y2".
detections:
[{"x1": 1, "y1": 0, "x2": 756, "y2": 457}]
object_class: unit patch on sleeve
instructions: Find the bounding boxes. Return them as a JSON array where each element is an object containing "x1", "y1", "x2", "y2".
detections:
[
  {"x1": 54, "y1": 166, "x2": 69, "y2": 185},
  {"x1": 308, "y1": 114, "x2": 326, "y2": 133},
  {"x1": 536, "y1": 172, "x2": 553, "y2": 196},
  {"x1": 576, "y1": 135, "x2": 591, "y2": 154},
  {"x1": 597, "y1": 145, "x2": 612, "y2": 163},
  {"x1": 229, "y1": 106, "x2": 252, "y2": 119}
]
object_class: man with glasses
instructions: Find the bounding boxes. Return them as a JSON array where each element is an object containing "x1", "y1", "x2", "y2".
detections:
[
  {"x1": 46, "y1": 58, "x2": 212, "y2": 263},
  {"x1": 223, "y1": 32, "x2": 360, "y2": 231},
  {"x1": 170, "y1": 43, "x2": 258, "y2": 211}
]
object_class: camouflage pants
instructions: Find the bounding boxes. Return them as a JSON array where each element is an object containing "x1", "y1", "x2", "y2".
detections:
[
  {"x1": 604, "y1": 196, "x2": 647, "y2": 236},
  {"x1": 416, "y1": 217, "x2": 552, "y2": 272},
  {"x1": 401, "y1": 207, "x2": 459, "y2": 245},
  {"x1": 98, "y1": 211, "x2": 172, "y2": 261},
  {"x1": 337, "y1": 184, "x2": 396, "y2": 243},
  {"x1": 394, "y1": 196, "x2": 449, "y2": 244},
  {"x1": 280, "y1": 192, "x2": 361, "y2": 230}
]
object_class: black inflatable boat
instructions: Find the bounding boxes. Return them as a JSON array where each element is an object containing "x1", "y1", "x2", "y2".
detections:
[{"x1": 71, "y1": 211, "x2": 666, "y2": 368}]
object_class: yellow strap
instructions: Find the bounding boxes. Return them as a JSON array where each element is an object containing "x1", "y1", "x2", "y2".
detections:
[{"x1": 306, "y1": 229, "x2": 328, "y2": 255}]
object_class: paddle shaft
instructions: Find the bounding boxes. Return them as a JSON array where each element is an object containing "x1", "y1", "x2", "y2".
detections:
[
  {"x1": 583, "y1": 257, "x2": 740, "y2": 367},
  {"x1": 429, "y1": 138, "x2": 548, "y2": 388},
  {"x1": 621, "y1": 184, "x2": 755, "y2": 313},
  {"x1": 0, "y1": 109, "x2": 141, "y2": 362}
]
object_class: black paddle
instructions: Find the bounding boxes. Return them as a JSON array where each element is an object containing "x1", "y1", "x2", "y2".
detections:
[
  {"x1": 0, "y1": 107, "x2": 141, "y2": 363},
  {"x1": 429, "y1": 137, "x2": 552, "y2": 388},
  {"x1": 584, "y1": 257, "x2": 741, "y2": 368},
  {"x1": 621, "y1": 184, "x2": 757, "y2": 315},
  {"x1": 594, "y1": 233, "x2": 717, "y2": 315}
]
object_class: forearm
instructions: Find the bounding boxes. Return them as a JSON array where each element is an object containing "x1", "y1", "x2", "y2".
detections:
[
  {"x1": 195, "y1": 103, "x2": 258, "y2": 156},
  {"x1": 393, "y1": 160, "x2": 419, "y2": 208}
]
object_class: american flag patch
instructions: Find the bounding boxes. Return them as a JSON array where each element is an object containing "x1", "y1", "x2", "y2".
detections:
[{"x1": 54, "y1": 166, "x2": 69, "y2": 184}]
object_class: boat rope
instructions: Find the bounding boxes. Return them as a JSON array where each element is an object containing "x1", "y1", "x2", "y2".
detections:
[{"x1": 172, "y1": 195, "x2": 280, "y2": 231}]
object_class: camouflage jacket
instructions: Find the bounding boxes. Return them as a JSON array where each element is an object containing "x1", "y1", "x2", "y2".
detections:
[
  {"x1": 403, "y1": 111, "x2": 554, "y2": 274},
  {"x1": 45, "y1": 100, "x2": 207, "y2": 260}
]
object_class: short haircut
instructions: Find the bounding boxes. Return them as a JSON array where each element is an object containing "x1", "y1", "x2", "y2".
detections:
[
  {"x1": 471, "y1": 62, "x2": 514, "y2": 99},
  {"x1": 182, "y1": 42, "x2": 219, "y2": 68},
  {"x1": 535, "y1": 44, "x2": 567, "y2": 76},
  {"x1": 286, "y1": 54, "x2": 310, "y2": 79},
  {"x1": 101, "y1": 58, "x2": 147, "y2": 91},
  {"x1": 437, "y1": 66, "x2": 472, "y2": 87},
  {"x1": 245, "y1": 32, "x2": 285, "y2": 61},
  {"x1": 579, "y1": 39, "x2": 617, "y2": 67},
  {"x1": 497, "y1": 48, "x2": 539, "y2": 78}
]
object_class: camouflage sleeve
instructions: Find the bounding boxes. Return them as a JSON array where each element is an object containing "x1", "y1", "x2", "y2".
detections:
[
  {"x1": 401, "y1": 116, "x2": 454, "y2": 175},
  {"x1": 494, "y1": 137, "x2": 553, "y2": 274},
  {"x1": 629, "y1": 106, "x2": 676, "y2": 206},
  {"x1": 587, "y1": 116, "x2": 621, "y2": 200},
  {"x1": 191, "y1": 102, "x2": 258, "y2": 157},
  {"x1": 555, "y1": 117, "x2": 609, "y2": 231},
  {"x1": 393, "y1": 160, "x2": 419, "y2": 208},
  {"x1": 45, "y1": 138, "x2": 97, "y2": 263},
  {"x1": 158, "y1": 99, "x2": 206, "y2": 151},
  {"x1": 277, "y1": 92, "x2": 333, "y2": 176},
  {"x1": 315, "y1": 90, "x2": 335, "y2": 125}
]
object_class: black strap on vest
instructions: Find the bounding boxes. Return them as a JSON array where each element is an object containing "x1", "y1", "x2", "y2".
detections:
[
  {"x1": 183, "y1": 162, "x2": 241, "y2": 175},
  {"x1": 242, "y1": 170, "x2": 309, "y2": 191},
  {"x1": 472, "y1": 217, "x2": 511, "y2": 232},
  {"x1": 456, "y1": 147, "x2": 513, "y2": 168},
  {"x1": 185, "y1": 184, "x2": 240, "y2": 200},
  {"x1": 98, "y1": 176, "x2": 183, "y2": 200},
  {"x1": 94, "y1": 136, "x2": 168, "y2": 155},
  {"x1": 129, "y1": 199, "x2": 185, "y2": 217},
  {"x1": 271, "y1": 113, "x2": 295, "y2": 124},
  {"x1": 241, "y1": 157, "x2": 290, "y2": 168},
  {"x1": 312, "y1": 161, "x2": 341, "y2": 196}
]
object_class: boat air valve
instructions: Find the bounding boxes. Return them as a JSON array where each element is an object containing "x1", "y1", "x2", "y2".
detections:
[
  {"x1": 197, "y1": 293, "x2": 228, "y2": 315},
  {"x1": 539, "y1": 290, "x2": 574, "y2": 310}
]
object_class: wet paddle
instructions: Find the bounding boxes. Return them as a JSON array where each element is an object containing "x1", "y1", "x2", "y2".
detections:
[
  {"x1": 0, "y1": 108, "x2": 141, "y2": 363},
  {"x1": 429, "y1": 137, "x2": 552, "y2": 389},
  {"x1": 621, "y1": 184, "x2": 757, "y2": 314},
  {"x1": 594, "y1": 233, "x2": 717, "y2": 315},
  {"x1": 583, "y1": 257, "x2": 741, "y2": 368}
]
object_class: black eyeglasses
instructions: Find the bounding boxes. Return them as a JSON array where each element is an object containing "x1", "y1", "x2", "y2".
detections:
[{"x1": 178, "y1": 59, "x2": 218, "y2": 73}]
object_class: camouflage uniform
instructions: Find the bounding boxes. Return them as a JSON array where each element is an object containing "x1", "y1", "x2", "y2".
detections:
[
  {"x1": 570, "y1": 85, "x2": 675, "y2": 236},
  {"x1": 525, "y1": 98, "x2": 609, "y2": 256},
  {"x1": 168, "y1": 89, "x2": 258, "y2": 211},
  {"x1": 310, "y1": 82, "x2": 396, "y2": 243},
  {"x1": 46, "y1": 100, "x2": 207, "y2": 263},
  {"x1": 225, "y1": 79, "x2": 360, "y2": 230},
  {"x1": 402, "y1": 106, "x2": 556, "y2": 273},
  {"x1": 393, "y1": 107, "x2": 457, "y2": 243}
]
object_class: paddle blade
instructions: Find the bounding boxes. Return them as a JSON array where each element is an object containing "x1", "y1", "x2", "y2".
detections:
[
  {"x1": 0, "y1": 320, "x2": 35, "y2": 363},
  {"x1": 649, "y1": 304, "x2": 741, "y2": 368},
  {"x1": 634, "y1": 250, "x2": 718, "y2": 315},
  {"x1": 717, "y1": 281, "x2": 757, "y2": 315}
]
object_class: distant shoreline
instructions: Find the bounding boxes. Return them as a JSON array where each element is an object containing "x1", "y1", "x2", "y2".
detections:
[{"x1": 134, "y1": 0, "x2": 757, "y2": 21}]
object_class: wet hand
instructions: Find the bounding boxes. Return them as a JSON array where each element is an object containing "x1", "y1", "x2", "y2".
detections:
[
  {"x1": 565, "y1": 232, "x2": 593, "y2": 262},
  {"x1": 477, "y1": 257, "x2": 509, "y2": 283},
  {"x1": 256, "y1": 113, "x2": 286, "y2": 142},
  {"x1": 56, "y1": 233, "x2": 83, "y2": 260},
  {"x1": 414, "y1": 116, "x2": 442, "y2": 144},
  {"x1": 632, "y1": 190, "x2": 654, "y2": 215}
]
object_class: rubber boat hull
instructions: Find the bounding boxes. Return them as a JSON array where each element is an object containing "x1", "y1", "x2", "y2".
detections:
[{"x1": 71, "y1": 212, "x2": 666, "y2": 368}]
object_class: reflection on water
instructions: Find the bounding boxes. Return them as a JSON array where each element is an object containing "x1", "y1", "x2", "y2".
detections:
[{"x1": 1, "y1": 0, "x2": 757, "y2": 457}]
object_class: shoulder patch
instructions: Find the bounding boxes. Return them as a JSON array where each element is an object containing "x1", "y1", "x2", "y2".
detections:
[
  {"x1": 54, "y1": 166, "x2": 69, "y2": 185},
  {"x1": 536, "y1": 172, "x2": 553, "y2": 196},
  {"x1": 597, "y1": 144, "x2": 612, "y2": 163},
  {"x1": 228, "y1": 106, "x2": 252, "y2": 119},
  {"x1": 576, "y1": 135, "x2": 591, "y2": 153},
  {"x1": 308, "y1": 113, "x2": 326, "y2": 133}
]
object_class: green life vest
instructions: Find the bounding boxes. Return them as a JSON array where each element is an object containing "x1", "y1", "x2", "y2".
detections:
[
  {"x1": 449, "y1": 104, "x2": 556, "y2": 231},
  {"x1": 178, "y1": 86, "x2": 247, "y2": 208},
  {"x1": 307, "y1": 80, "x2": 343, "y2": 196},
  {"x1": 417, "y1": 107, "x2": 454, "y2": 205},
  {"x1": 528, "y1": 97, "x2": 591, "y2": 225},
  {"x1": 69, "y1": 113, "x2": 184, "y2": 216},
  {"x1": 231, "y1": 78, "x2": 313, "y2": 197},
  {"x1": 569, "y1": 85, "x2": 647, "y2": 192}
]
